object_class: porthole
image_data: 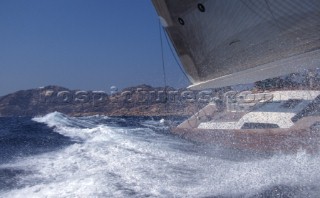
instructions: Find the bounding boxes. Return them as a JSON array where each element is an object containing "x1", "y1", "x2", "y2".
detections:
[
  {"x1": 198, "y1": 3, "x2": 205, "y2": 12},
  {"x1": 178, "y1": 17, "x2": 185, "y2": 25}
]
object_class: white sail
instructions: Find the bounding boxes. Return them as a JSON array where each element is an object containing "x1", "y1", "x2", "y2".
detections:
[{"x1": 152, "y1": 0, "x2": 320, "y2": 90}]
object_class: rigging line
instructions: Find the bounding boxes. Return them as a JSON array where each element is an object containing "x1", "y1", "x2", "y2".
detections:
[
  {"x1": 162, "y1": 25, "x2": 190, "y2": 81},
  {"x1": 161, "y1": 24, "x2": 201, "y2": 118},
  {"x1": 158, "y1": 20, "x2": 168, "y2": 114},
  {"x1": 159, "y1": 20, "x2": 167, "y2": 89}
]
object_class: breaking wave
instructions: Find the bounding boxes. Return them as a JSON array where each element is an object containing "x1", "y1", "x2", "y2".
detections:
[{"x1": 1, "y1": 112, "x2": 320, "y2": 197}]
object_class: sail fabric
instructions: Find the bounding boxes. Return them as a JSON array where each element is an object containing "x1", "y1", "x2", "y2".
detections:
[{"x1": 152, "y1": 0, "x2": 320, "y2": 89}]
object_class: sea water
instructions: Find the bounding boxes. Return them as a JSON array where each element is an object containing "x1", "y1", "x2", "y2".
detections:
[{"x1": 0, "y1": 112, "x2": 319, "y2": 197}]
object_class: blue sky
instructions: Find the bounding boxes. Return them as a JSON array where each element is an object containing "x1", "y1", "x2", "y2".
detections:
[{"x1": 0, "y1": 0, "x2": 189, "y2": 96}]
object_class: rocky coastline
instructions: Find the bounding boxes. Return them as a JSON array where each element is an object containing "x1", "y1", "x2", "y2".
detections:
[
  {"x1": 1, "y1": 70, "x2": 318, "y2": 117},
  {"x1": 0, "y1": 85, "x2": 228, "y2": 117}
]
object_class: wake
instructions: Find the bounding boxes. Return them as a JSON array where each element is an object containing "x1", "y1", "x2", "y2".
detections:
[{"x1": 0, "y1": 112, "x2": 320, "y2": 197}]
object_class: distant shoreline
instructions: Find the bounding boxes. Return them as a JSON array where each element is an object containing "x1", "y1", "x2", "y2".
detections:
[
  {"x1": 0, "y1": 85, "x2": 220, "y2": 117},
  {"x1": 1, "y1": 71, "x2": 318, "y2": 117}
]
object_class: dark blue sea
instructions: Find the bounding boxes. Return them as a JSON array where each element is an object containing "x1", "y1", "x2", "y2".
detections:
[{"x1": 0, "y1": 112, "x2": 319, "y2": 197}]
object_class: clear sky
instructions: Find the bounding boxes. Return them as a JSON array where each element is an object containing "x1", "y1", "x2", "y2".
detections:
[{"x1": 0, "y1": 0, "x2": 189, "y2": 96}]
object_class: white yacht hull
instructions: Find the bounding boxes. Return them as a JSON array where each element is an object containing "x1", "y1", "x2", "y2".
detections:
[{"x1": 173, "y1": 90, "x2": 320, "y2": 153}]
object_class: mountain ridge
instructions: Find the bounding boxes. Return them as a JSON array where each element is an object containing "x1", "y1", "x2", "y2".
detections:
[{"x1": 0, "y1": 85, "x2": 222, "y2": 117}]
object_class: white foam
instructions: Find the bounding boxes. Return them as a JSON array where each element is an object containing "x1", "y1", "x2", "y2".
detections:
[
  {"x1": 33, "y1": 112, "x2": 97, "y2": 129},
  {"x1": 2, "y1": 113, "x2": 320, "y2": 197},
  {"x1": 140, "y1": 119, "x2": 169, "y2": 131}
]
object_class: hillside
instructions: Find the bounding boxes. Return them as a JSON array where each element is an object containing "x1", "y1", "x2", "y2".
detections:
[{"x1": 0, "y1": 85, "x2": 227, "y2": 117}]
